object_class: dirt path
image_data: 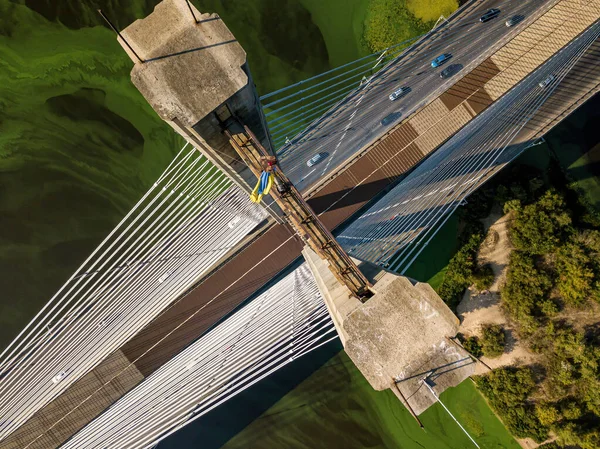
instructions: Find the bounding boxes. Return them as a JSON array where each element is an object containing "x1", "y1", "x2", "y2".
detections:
[
  {"x1": 456, "y1": 206, "x2": 539, "y2": 449},
  {"x1": 456, "y1": 207, "x2": 546, "y2": 449},
  {"x1": 456, "y1": 207, "x2": 540, "y2": 372}
]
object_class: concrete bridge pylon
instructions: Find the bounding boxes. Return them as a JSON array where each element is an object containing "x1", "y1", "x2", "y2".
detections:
[
  {"x1": 117, "y1": 0, "x2": 281, "y2": 221},
  {"x1": 303, "y1": 247, "x2": 476, "y2": 416},
  {"x1": 119, "y1": 0, "x2": 475, "y2": 418}
]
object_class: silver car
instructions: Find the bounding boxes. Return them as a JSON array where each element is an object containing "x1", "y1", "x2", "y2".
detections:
[
  {"x1": 539, "y1": 74, "x2": 555, "y2": 88},
  {"x1": 307, "y1": 152, "x2": 326, "y2": 167},
  {"x1": 388, "y1": 87, "x2": 406, "y2": 101}
]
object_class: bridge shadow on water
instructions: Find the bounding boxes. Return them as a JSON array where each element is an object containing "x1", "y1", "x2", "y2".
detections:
[{"x1": 157, "y1": 340, "x2": 343, "y2": 449}]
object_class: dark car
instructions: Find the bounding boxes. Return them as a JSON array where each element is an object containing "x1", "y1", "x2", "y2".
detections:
[
  {"x1": 505, "y1": 15, "x2": 524, "y2": 27},
  {"x1": 381, "y1": 112, "x2": 401, "y2": 126},
  {"x1": 440, "y1": 64, "x2": 463, "y2": 79},
  {"x1": 480, "y1": 8, "x2": 500, "y2": 23}
]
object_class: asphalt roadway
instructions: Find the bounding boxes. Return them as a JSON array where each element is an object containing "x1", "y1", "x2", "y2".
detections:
[{"x1": 279, "y1": 0, "x2": 555, "y2": 192}]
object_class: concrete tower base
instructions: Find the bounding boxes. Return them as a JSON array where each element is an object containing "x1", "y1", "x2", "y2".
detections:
[{"x1": 303, "y1": 247, "x2": 475, "y2": 415}]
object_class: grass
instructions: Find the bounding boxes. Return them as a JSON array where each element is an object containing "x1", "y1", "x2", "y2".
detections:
[
  {"x1": 406, "y1": 0, "x2": 459, "y2": 23},
  {"x1": 362, "y1": 0, "x2": 458, "y2": 52},
  {"x1": 298, "y1": 0, "x2": 371, "y2": 67},
  {"x1": 222, "y1": 351, "x2": 520, "y2": 449},
  {"x1": 543, "y1": 94, "x2": 600, "y2": 209}
]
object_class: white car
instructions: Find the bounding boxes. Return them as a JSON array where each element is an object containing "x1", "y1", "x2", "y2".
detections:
[
  {"x1": 539, "y1": 75, "x2": 555, "y2": 88},
  {"x1": 228, "y1": 216, "x2": 241, "y2": 229},
  {"x1": 158, "y1": 270, "x2": 174, "y2": 284},
  {"x1": 388, "y1": 87, "x2": 406, "y2": 101},
  {"x1": 52, "y1": 370, "x2": 68, "y2": 384},
  {"x1": 306, "y1": 152, "x2": 326, "y2": 167}
]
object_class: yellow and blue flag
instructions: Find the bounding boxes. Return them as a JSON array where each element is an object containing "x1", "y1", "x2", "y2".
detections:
[{"x1": 250, "y1": 171, "x2": 274, "y2": 203}]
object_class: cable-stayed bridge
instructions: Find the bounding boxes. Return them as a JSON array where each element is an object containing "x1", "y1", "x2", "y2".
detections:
[
  {"x1": 54, "y1": 264, "x2": 334, "y2": 449},
  {"x1": 274, "y1": 0, "x2": 556, "y2": 191},
  {"x1": 1, "y1": 0, "x2": 599, "y2": 447},
  {"x1": 339, "y1": 20, "x2": 600, "y2": 272}
]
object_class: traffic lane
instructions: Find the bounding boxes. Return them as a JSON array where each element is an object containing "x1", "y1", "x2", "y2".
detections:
[
  {"x1": 278, "y1": 0, "x2": 485, "y2": 167},
  {"x1": 282, "y1": 0, "x2": 545, "y2": 187},
  {"x1": 288, "y1": 0, "x2": 546, "y2": 188},
  {"x1": 341, "y1": 28, "x2": 584, "y2": 260},
  {"x1": 287, "y1": 0, "x2": 535, "y2": 151},
  {"x1": 287, "y1": 0, "x2": 538, "y2": 162}
]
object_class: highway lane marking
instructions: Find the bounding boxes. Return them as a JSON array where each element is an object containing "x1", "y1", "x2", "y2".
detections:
[{"x1": 299, "y1": 168, "x2": 317, "y2": 183}]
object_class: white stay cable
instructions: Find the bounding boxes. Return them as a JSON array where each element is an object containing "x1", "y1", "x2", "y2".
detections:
[
  {"x1": 0, "y1": 146, "x2": 269, "y2": 441},
  {"x1": 49, "y1": 263, "x2": 334, "y2": 449}
]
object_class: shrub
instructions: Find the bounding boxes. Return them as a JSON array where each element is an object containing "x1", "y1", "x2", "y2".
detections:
[
  {"x1": 476, "y1": 367, "x2": 548, "y2": 441},
  {"x1": 555, "y1": 241, "x2": 595, "y2": 306},
  {"x1": 509, "y1": 190, "x2": 572, "y2": 255},
  {"x1": 535, "y1": 403, "x2": 561, "y2": 427},
  {"x1": 560, "y1": 401, "x2": 583, "y2": 420},
  {"x1": 363, "y1": 0, "x2": 429, "y2": 52},
  {"x1": 503, "y1": 198, "x2": 522, "y2": 214},
  {"x1": 475, "y1": 367, "x2": 536, "y2": 407},
  {"x1": 481, "y1": 324, "x2": 505, "y2": 358},
  {"x1": 555, "y1": 423, "x2": 600, "y2": 449},
  {"x1": 502, "y1": 251, "x2": 552, "y2": 330},
  {"x1": 460, "y1": 335, "x2": 483, "y2": 358},
  {"x1": 437, "y1": 233, "x2": 482, "y2": 309},
  {"x1": 473, "y1": 264, "x2": 494, "y2": 291},
  {"x1": 554, "y1": 231, "x2": 600, "y2": 305}
]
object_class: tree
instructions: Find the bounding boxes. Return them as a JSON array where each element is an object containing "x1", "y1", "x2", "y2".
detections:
[
  {"x1": 555, "y1": 241, "x2": 595, "y2": 306},
  {"x1": 503, "y1": 198, "x2": 522, "y2": 214},
  {"x1": 510, "y1": 190, "x2": 572, "y2": 255},
  {"x1": 475, "y1": 367, "x2": 536, "y2": 407},
  {"x1": 476, "y1": 367, "x2": 548, "y2": 441},
  {"x1": 535, "y1": 403, "x2": 561, "y2": 427},
  {"x1": 566, "y1": 230, "x2": 600, "y2": 303},
  {"x1": 502, "y1": 251, "x2": 552, "y2": 330},
  {"x1": 459, "y1": 334, "x2": 483, "y2": 358},
  {"x1": 480, "y1": 324, "x2": 505, "y2": 358},
  {"x1": 560, "y1": 400, "x2": 583, "y2": 420},
  {"x1": 437, "y1": 234, "x2": 482, "y2": 308},
  {"x1": 473, "y1": 264, "x2": 494, "y2": 291},
  {"x1": 555, "y1": 423, "x2": 600, "y2": 449}
]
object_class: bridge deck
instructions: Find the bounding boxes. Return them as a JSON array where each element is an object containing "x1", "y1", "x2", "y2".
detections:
[{"x1": 121, "y1": 0, "x2": 600, "y2": 378}]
